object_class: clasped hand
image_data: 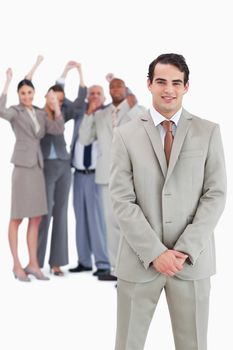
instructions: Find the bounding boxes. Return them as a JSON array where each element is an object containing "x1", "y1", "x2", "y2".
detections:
[{"x1": 153, "y1": 250, "x2": 188, "y2": 277}]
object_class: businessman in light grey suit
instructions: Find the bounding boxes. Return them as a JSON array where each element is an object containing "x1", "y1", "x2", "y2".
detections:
[
  {"x1": 79, "y1": 78, "x2": 146, "y2": 276},
  {"x1": 109, "y1": 54, "x2": 227, "y2": 350}
]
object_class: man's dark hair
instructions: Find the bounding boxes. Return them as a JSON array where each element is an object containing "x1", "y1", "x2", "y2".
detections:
[
  {"x1": 47, "y1": 84, "x2": 64, "y2": 94},
  {"x1": 147, "y1": 53, "x2": 190, "y2": 85},
  {"x1": 17, "y1": 79, "x2": 35, "y2": 92}
]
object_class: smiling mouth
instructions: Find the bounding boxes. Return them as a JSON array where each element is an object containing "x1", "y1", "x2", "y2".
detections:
[{"x1": 162, "y1": 96, "x2": 175, "y2": 102}]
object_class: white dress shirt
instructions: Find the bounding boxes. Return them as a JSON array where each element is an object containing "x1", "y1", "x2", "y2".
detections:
[
  {"x1": 111, "y1": 99, "x2": 130, "y2": 128},
  {"x1": 149, "y1": 106, "x2": 182, "y2": 147},
  {"x1": 73, "y1": 140, "x2": 98, "y2": 170},
  {"x1": 26, "y1": 107, "x2": 40, "y2": 134}
]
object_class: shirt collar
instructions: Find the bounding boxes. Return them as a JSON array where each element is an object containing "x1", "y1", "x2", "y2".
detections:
[
  {"x1": 111, "y1": 99, "x2": 128, "y2": 112},
  {"x1": 149, "y1": 106, "x2": 182, "y2": 127}
]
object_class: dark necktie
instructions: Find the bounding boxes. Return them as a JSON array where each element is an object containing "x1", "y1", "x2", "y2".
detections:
[
  {"x1": 83, "y1": 144, "x2": 92, "y2": 169},
  {"x1": 161, "y1": 120, "x2": 174, "y2": 164}
]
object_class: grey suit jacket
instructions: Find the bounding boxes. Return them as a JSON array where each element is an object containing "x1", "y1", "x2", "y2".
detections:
[
  {"x1": 40, "y1": 86, "x2": 87, "y2": 160},
  {"x1": 70, "y1": 102, "x2": 109, "y2": 167},
  {"x1": 109, "y1": 109, "x2": 227, "y2": 283},
  {"x1": 0, "y1": 94, "x2": 64, "y2": 168},
  {"x1": 79, "y1": 99, "x2": 146, "y2": 184}
]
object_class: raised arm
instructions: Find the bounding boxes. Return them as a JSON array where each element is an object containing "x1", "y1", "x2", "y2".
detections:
[
  {"x1": 75, "y1": 62, "x2": 85, "y2": 88},
  {"x1": 0, "y1": 68, "x2": 17, "y2": 122},
  {"x1": 57, "y1": 60, "x2": 87, "y2": 122},
  {"x1": 59, "y1": 60, "x2": 76, "y2": 80},
  {"x1": 106, "y1": 72, "x2": 115, "y2": 82},
  {"x1": 24, "y1": 55, "x2": 44, "y2": 81},
  {"x1": 59, "y1": 60, "x2": 85, "y2": 89},
  {"x1": 70, "y1": 62, "x2": 87, "y2": 110},
  {"x1": 3, "y1": 68, "x2": 13, "y2": 94}
]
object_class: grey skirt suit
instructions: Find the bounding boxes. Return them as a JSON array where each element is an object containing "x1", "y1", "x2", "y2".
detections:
[{"x1": 0, "y1": 94, "x2": 64, "y2": 219}]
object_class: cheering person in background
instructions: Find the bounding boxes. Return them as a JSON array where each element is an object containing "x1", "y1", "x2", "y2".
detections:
[
  {"x1": 25, "y1": 57, "x2": 87, "y2": 276},
  {"x1": 0, "y1": 66, "x2": 64, "y2": 282}
]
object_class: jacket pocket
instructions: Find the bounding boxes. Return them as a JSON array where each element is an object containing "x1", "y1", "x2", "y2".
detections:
[
  {"x1": 14, "y1": 141, "x2": 27, "y2": 151},
  {"x1": 179, "y1": 150, "x2": 203, "y2": 159}
]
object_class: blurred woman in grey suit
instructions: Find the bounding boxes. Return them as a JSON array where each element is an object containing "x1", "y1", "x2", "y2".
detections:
[{"x1": 0, "y1": 68, "x2": 64, "y2": 282}]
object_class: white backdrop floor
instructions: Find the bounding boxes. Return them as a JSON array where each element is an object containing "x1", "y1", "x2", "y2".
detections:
[{"x1": 1, "y1": 263, "x2": 231, "y2": 350}]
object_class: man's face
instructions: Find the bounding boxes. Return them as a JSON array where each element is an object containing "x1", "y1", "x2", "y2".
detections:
[
  {"x1": 109, "y1": 79, "x2": 127, "y2": 105},
  {"x1": 147, "y1": 63, "x2": 189, "y2": 118},
  {"x1": 88, "y1": 86, "x2": 105, "y2": 109}
]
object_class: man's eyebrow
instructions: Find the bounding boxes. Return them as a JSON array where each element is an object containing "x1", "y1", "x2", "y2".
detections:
[
  {"x1": 154, "y1": 78, "x2": 183, "y2": 83},
  {"x1": 172, "y1": 79, "x2": 183, "y2": 83}
]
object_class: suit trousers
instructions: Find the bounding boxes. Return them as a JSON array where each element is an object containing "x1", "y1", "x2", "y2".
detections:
[
  {"x1": 73, "y1": 171, "x2": 110, "y2": 269},
  {"x1": 38, "y1": 159, "x2": 71, "y2": 267},
  {"x1": 101, "y1": 184, "x2": 121, "y2": 269},
  {"x1": 115, "y1": 275, "x2": 210, "y2": 350}
]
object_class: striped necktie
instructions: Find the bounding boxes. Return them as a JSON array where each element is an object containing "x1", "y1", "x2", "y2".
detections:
[{"x1": 112, "y1": 107, "x2": 120, "y2": 128}]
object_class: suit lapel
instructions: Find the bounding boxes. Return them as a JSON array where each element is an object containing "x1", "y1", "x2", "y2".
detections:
[
  {"x1": 142, "y1": 112, "x2": 167, "y2": 178},
  {"x1": 16, "y1": 105, "x2": 37, "y2": 136},
  {"x1": 116, "y1": 100, "x2": 129, "y2": 126},
  {"x1": 104, "y1": 105, "x2": 113, "y2": 133},
  {"x1": 166, "y1": 109, "x2": 192, "y2": 181},
  {"x1": 25, "y1": 105, "x2": 41, "y2": 137}
]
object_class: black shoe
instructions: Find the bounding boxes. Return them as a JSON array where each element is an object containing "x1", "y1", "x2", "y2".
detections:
[
  {"x1": 93, "y1": 268, "x2": 111, "y2": 277},
  {"x1": 98, "y1": 272, "x2": 117, "y2": 281},
  {"x1": 69, "y1": 264, "x2": 92, "y2": 273}
]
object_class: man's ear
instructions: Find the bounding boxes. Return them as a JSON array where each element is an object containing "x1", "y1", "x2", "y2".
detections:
[
  {"x1": 147, "y1": 78, "x2": 152, "y2": 91},
  {"x1": 183, "y1": 81, "x2": 189, "y2": 95}
]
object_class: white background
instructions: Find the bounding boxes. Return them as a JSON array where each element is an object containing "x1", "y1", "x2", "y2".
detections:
[{"x1": 0, "y1": 0, "x2": 232, "y2": 349}]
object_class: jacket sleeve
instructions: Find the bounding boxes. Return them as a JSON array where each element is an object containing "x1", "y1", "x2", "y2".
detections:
[
  {"x1": 61, "y1": 86, "x2": 87, "y2": 122},
  {"x1": 0, "y1": 94, "x2": 17, "y2": 122},
  {"x1": 174, "y1": 124, "x2": 227, "y2": 264},
  {"x1": 79, "y1": 113, "x2": 97, "y2": 145},
  {"x1": 126, "y1": 104, "x2": 146, "y2": 121},
  {"x1": 109, "y1": 128, "x2": 167, "y2": 269}
]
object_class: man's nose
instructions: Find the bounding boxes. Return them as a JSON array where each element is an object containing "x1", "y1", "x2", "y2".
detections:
[{"x1": 164, "y1": 83, "x2": 174, "y2": 94}]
